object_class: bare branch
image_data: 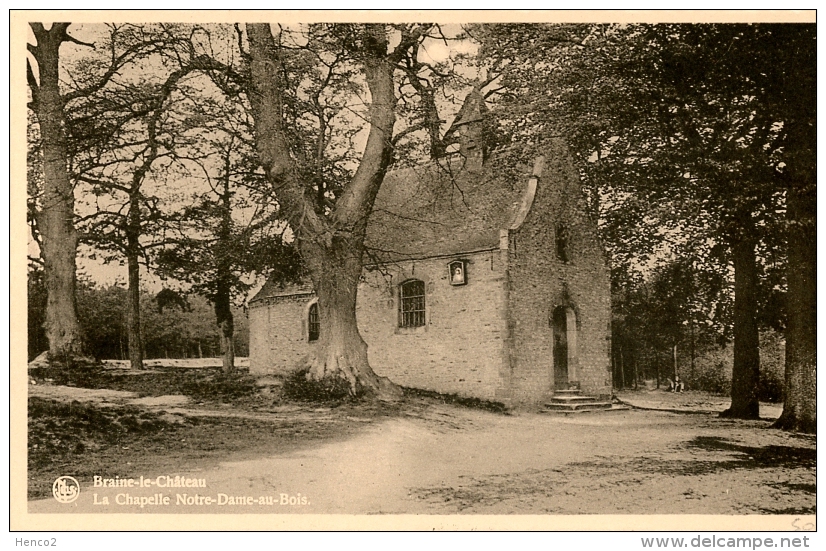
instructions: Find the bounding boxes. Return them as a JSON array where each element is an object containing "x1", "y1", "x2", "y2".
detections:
[
  {"x1": 389, "y1": 24, "x2": 434, "y2": 64},
  {"x1": 391, "y1": 120, "x2": 428, "y2": 145},
  {"x1": 75, "y1": 175, "x2": 132, "y2": 194},
  {"x1": 246, "y1": 23, "x2": 323, "y2": 237},
  {"x1": 334, "y1": 24, "x2": 397, "y2": 232},
  {"x1": 26, "y1": 58, "x2": 39, "y2": 105}
]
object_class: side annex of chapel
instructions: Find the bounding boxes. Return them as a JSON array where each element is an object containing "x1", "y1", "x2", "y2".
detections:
[{"x1": 249, "y1": 90, "x2": 612, "y2": 407}]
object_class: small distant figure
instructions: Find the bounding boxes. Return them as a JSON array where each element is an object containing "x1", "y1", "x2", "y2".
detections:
[
  {"x1": 668, "y1": 375, "x2": 685, "y2": 393},
  {"x1": 452, "y1": 265, "x2": 464, "y2": 284}
]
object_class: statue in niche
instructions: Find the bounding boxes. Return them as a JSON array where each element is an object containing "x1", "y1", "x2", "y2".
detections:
[{"x1": 449, "y1": 261, "x2": 466, "y2": 285}]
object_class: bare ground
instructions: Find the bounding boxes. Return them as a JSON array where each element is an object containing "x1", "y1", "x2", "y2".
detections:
[{"x1": 27, "y1": 364, "x2": 815, "y2": 516}]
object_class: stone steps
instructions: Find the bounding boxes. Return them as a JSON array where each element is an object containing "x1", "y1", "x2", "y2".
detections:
[
  {"x1": 544, "y1": 400, "x2": 613, "y2": 413},
  {"x1": 543, "y1": 389, "x2": 614, "y2": 413},
  {"x1": 549, "y1": 394, "x2": 602, "y2": 404},
  {"x1": 553, "y1": 388, "x2": 582, "y2": 395}
]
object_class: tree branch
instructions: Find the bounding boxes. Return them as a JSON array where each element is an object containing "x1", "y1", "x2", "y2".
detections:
[
  {"x1": 333, "y1": 24, "x2": 397, "y2": 233},
  {"x1": 26, "y1": 58, "x2": 40, "y2": 105},
  {"x1": 245, "y1": 23, "x2": 324, "y2": 238},
  {"x1": 389, "y1": 24, "x2": 433, "y2": 64}
]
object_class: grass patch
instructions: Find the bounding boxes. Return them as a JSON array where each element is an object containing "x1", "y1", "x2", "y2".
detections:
[
  {"x1": 402, "y1": 387, "x2": 509, "y2": 414},
  {"x1": 281, "y1": 368, "x2": 353, "y2": 403},
  {"x1": 27, "y1": 395, "x2": 399, "y2": 501},
  {"x1": 28, "y1": 397, "x2": 187, "y2": 499},
  {"x1": 179, "y1": 370, "x2": 260, "y2": 404},
  {"x1": 29, "y1": 364, "x2": 262, "y2": 406}
]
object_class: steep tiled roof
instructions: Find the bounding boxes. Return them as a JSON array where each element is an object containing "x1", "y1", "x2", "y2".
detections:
[
  {"x1": 250, "y1": 278, "x2": 313, "y2": 303},
  {"x1": 251, "y1": 151, "x2": 537, "y2": 303},
  {"x1": 365, "y1": 154, "x2": 532, "y2": 262}
]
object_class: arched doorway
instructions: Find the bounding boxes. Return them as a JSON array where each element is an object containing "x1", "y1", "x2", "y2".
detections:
[{"x1": 552, "y1": 306, "x2": 578, "y2": 390}]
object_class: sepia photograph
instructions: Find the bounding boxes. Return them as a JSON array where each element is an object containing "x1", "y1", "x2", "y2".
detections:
[{"x1": 10, "y1": 10, "x2": 816, "y2": 533}]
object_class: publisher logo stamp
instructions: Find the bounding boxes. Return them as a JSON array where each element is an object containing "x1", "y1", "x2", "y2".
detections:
[{"x1": 52, "y1": 476, "x2": 80, "y2": 503}]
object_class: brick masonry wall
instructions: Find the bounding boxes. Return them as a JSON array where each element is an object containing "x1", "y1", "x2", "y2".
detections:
[
  {"x1": 249, "y1": 293, "x2": 316, "y2": 374},
  {"x1": 358, "y1": 250, "x2": 508, "y2": 400},
  {"x1": 506, "y1": 141, "x2": 613, "y2": 405},
  {"x1": 249, "y1": 251, "x2": 509, "y2": 400}
]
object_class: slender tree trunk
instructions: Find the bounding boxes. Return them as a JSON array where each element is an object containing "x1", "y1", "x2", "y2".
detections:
[
  {"x1": 215, "y1": 168, "x2": 236, "y2": 374},
  {"x1": 672, "y1": 343, "x2": 678, "y2": 378},
  {"x1": 722, "y1": 234, "x2": 760, "y2": 419},
  {"x1": 656, "y1": 355, "x2": 660, "y2": 389},
  {"x1": 215, "y1": 284, "x2": 235, "y2": 374},
  {"x1": 689, "y1": 319, "x2": 696, "y2": 379},
  {"x1": 611, "y1": 346, "x2": 616, "y2": 389},
  {"x1": 633, "y1": 354, "x2": 638, "y2": 390},
  {"x1": 29, "y1": 24, "x2": 84, "y2": 363},
  {"x1": 126, "y1": 251, "x2": 143, "y2": 369},
  {"x1": 618, "y1": 346, "x2": 625, "y2": 390},
  {"x1": 219, "y1": 318, "x2": 235, "y2": 373},
  {"x1": 125, "y1": 194, "x2": 143, "y2": 370},
  {"x1": 774, "y1": 150, "x2": 816, "y2": 432}
]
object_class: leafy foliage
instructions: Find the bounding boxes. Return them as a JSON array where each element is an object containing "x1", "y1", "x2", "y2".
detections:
[
  {"x1": 28, "y1": 266, "x2": 249, "y2": 361},
  {"x1": 151, "y1": 95, "x2": 302, "y2": 311},
  {"x1": 473, "y1": 24, "x2": 814, "y2": 404}
]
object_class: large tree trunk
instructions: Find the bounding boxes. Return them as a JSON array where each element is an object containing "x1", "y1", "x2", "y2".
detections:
[
  {"x1": 246, "y1": 23, "x2": 404, "y2": 401},
  {"x1": 125, "y1": 195, "x2": 143, "y2": 369},
  {"x1": 721, "y1": 233, "x2": 760, "y2": 419},
  {"x1": 774, "y1": 176, "x2": 816, "y2": 432},
  {"x1": 29, "y1": 24, "x2": 84, "y2": 363},
  {"x1": 302, "y1": 238, "x2": 400, "y2": 399},
  {"x1": 773, "y1": 25, "x2": 816, "y2": 433},
  {"x1": 773, "y1": 73, "x2": 816, "y2": 432}
]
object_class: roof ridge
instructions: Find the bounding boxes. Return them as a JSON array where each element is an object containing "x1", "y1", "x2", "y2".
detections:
[{"x1": 385, "y1": 143, "x2": 528, "y2": 178}]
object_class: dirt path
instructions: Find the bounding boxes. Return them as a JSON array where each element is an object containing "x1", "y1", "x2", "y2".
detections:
[
  {"x1": 616, "y1": 389, "x2": 784, "y2": 419},
  {"x1": 28, "y1": 395, "x2": 814, "y2": 515}
]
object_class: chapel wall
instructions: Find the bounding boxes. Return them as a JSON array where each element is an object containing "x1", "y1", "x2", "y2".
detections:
[
  {"x1": 506, "y1": 140, "x2": 613, "y2": 405},
  {"x1": 249, "y1": 294, "x2": 315, "y2": 375},
  {"x1": 357, "y1": 250, "x2": 509, "y2": 401}
]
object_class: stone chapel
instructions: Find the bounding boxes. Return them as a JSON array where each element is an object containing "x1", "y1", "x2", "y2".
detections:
[{"x1": 248, "y1": 90, "x2": 612, "y2": 408}]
